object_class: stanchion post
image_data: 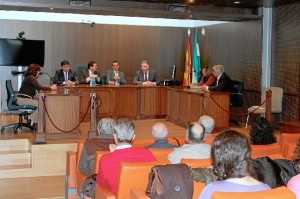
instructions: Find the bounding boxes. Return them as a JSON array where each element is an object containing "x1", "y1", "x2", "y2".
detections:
[
  {"x1": 88, "y1": 92, "x2": 98, "y2": 139},
  {"x1": 265, "y1": 89, "x2": 272, "y2": 125},
  {"x1": 34, "y1": 93, "x2": 47, "y2": 144}
]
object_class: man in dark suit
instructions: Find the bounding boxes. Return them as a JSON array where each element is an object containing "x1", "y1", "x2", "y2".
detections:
[
  {"x1": 53, "y1": 60, "x2": 79, "y2": 85},
  {"x1": 106, "y1": 61, "x2": 127, "y2": 85},
  {"x1": 132, "y1": 60, "x2": 160, "y2": 86},
  {"x1": 203, "y1": 64, "x2": 234, "y2": 92},
  {"x1": 79, "y1": 61, "x2": 101, "y2": 84}
]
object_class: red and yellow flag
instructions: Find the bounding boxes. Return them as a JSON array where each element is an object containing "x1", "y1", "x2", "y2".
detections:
[{"x1": 183, "y1": 29, "x2": 192, "y2": 87}]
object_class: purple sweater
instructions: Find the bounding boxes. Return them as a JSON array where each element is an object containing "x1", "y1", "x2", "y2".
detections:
[{"x1": 198, "y1": 180, "x2": 271, "y2": 199}]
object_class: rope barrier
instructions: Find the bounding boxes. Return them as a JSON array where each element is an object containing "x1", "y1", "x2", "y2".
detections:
[
  {"x1": 41, "y1": 95, "x2": 94, "y2": 133},
  {"x1": 209, "y1": 95, "x2": 267, "y2": 117}
]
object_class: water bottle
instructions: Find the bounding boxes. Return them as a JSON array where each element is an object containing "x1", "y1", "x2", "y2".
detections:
[
  {"x1": 115, "y1": 79, "x2": 120, "y2": 87},
  {"x1": 90, "y1": 78, "x2": 95, "y2": 87}
]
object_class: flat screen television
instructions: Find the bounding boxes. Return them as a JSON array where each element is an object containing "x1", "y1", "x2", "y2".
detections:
[{"x1": 0, "y1": 38, "x2": 45, "y2": 66}]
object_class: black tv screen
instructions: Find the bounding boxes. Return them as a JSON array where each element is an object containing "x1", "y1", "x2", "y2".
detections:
[{"x1": 0, "y1": 38, "x2": 45, "y2": 66}]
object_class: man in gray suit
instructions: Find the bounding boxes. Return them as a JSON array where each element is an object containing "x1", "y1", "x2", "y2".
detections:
[
  {"x1": 106, "y1": 61, "x2": 127, "y2": 85},
  {"x1": 132, "y1": 60, "x2": 160, "y2": 86}
]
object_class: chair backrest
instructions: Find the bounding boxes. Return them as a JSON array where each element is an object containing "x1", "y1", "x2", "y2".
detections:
[
  {"x1": 211, "y1": 186, "x2": 296, "y2": 199},
  {"x1": 230, "y1": 80, "x2": 244, "y2": 107},
  {"x1": 180, "y1": 158, "x2": 212, "y2": 168},
  {"x1": 261, "y1": 87, "x2": 283, "y2": 113},
  {"x1": 77, "y1": 66, "x2": 87, "y2": 79},
  {"x1": 116, "y1": 162, "x2": 159, "y2": 199},
  {"x1": 251, "y1": 143, "x2": 282, "y2": 158},
  {"x1": 6, "y1": 79, "x2": 36, "y2": 110},
  {"x1": 149, "y1": 148, "x2": 173, "y2": 162}
]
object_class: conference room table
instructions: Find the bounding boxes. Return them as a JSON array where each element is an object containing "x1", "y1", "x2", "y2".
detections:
[{"x1": 37, "y1": 85, "x2": 230, "y2": 141}]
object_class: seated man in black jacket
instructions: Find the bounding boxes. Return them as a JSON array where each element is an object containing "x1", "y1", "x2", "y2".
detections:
[{"x1": 53, "y1": 60, "x2": 79, "y2": 85}]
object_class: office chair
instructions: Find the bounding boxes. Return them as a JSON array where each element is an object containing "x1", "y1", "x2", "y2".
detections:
[
  {"x1": 76, "y1": 66, "x2": 87, "y2": 79},
  {"x1": 100, "y1": 75, "x2": 107, "y2": 84},
  {"x1": 230, "y1": 80, "x2": 244, "y2": 127},
  {"x1": 1, "y1": 80, "x2": 37, "y2": 134},
  {"x1": 245, "y1": 87, "x2": 283, "y2": 129}
]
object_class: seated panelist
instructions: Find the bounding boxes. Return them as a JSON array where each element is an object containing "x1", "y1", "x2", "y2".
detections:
[
  {"x1": 106, "y1": 61, "x2": 127, "y2": 85},
  {"x1": 79, "y1": 61, "x2": 101, "y2": 84},
  {"x1": 132, "y1": 60, "x2": 160, "y2": 86},
  {"x1": 53, "y1": 60, "x2": 79, "y2": 86}
]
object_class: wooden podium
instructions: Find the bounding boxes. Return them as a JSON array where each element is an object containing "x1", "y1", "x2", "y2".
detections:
[{"x1": 35, "y1": 88, "x2": 81, "y2": 143}]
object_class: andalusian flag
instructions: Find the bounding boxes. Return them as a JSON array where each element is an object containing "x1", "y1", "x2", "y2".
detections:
[
  {"x1": 182, "y1": 29, "x2": 192, "y2": 87},
  {"x1": 192, "y1": 30, "x2": 201, "y2": 84}
]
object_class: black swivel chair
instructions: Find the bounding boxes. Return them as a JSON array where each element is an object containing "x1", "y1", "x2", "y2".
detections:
[
  {"x1": 230, "y1": 80, "x2": 244, "y2": 127},
  {"x1": 1, "y1": 80, "x2": 37, "y2": 134}
]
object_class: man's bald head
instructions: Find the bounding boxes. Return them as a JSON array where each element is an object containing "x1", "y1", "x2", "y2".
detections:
[{"x1": 186, "y1": 122, "x2": 206, "y2": 144}]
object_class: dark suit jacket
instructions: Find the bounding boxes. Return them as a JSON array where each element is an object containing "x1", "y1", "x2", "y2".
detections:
[
  {"x1": 208, "y1": 72, "x2": 234, "y2": 92},
  {"x1": 105, "y1": 70, "x2": 127, "y2": 84},
  {"x1": 53, "y1": 69, "x2": 79, "y2": 85},
  {"x1": 132, "y1": 70, "x2": 160, "y2": 85},
  {"x1": 79, "y1": 69, "x2": 101, "y2": 84},
  {"x1": 145, "y1": 139, "x2": 179, "y2": 149}
]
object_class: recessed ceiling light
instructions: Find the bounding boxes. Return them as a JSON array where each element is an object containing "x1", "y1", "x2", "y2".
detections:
[{"x1": 234, "y1": 1, "x2": 240, "y2": 4}]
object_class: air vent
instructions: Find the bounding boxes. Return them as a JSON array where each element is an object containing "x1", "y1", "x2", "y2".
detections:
[
  {"x1": 69, "y1": 0, "x2": 91, "y2": 6},
  {"x1": 168, "y1": 4, "x2": 188, "y2": 12}
]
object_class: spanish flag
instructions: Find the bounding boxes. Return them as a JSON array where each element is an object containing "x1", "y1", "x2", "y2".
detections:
[{"x1": 183, "y1": 29, "x2": 192, "y2": 87}]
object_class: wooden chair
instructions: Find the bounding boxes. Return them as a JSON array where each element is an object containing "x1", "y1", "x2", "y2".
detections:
[
  {"x1": 181, "y1": 158, "x2": 212, "y2": 168},
  {"x1": 95, "y1": 161, "x2": 166, "y2": 199},
  {"x1": 251, "y1": 143, "x2": 282, "y2": 158},
  {"x1": 211, "y1": 186, "x2": 296, "y2": 199}
]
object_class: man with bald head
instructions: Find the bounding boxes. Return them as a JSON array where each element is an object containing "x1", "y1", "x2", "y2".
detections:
[
  {"x1": 145, "y1": 122, "x2": 178, "y2": 149},
  {"x1": 167, "y1": 122, "x2": 211, "y2": 164}
]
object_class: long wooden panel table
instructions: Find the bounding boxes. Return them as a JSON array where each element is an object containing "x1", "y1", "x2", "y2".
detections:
[{"x1": 36, "y1": 85, "x2": 230, "y2": 142}]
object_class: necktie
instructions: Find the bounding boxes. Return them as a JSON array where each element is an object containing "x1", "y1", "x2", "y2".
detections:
[
  {"x1": 64, "y1": 72, "x2": 68, "y2": 81},
  {"x1": 144, "y1": 73, "x2": 148, "y2": 81}
]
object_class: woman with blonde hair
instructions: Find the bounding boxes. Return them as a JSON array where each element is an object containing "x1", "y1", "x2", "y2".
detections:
[{"x1": 198, "y1": 65, "x2": 215, "y2": 86}]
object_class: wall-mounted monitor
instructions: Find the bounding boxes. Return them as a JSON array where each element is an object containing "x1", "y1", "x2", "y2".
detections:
[{"x1": 0, "y1": 38, "x2": 45, "y2": 67}]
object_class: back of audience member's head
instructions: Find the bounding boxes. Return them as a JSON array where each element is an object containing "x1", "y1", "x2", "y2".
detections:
[
  {"x1": 293, "y1": 138, "x2": 300, "y2": 163},
  {"x1": 186, "y1": 122, "x2": 205, "y2": 144},
  {"x1": 114, "y1": 118, "x2": 135, "y2": 144},
  {"x1": 212, "y1": 130, "x2": 252, "y2": 180},
  {"x1": 152, "y1": 122, "x2": 168, "y2": 139},
  {"x1": 250, "y1": 116, "x2": 276, "y2": 145},
  {"x1": 198, "y1": 115, "x2": 215, "y2": 134},
  {"x1": 97, "y1": 118, "x2": 116, "y2": 135}
]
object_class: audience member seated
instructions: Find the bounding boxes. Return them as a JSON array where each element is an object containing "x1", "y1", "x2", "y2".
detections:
[
  {"x1": 145, "y1": 122, "x2": 179, "y2": 149},
  {"x1": 287, "y1": 138, "x2": 300, "y2": 198},
  {"x1": 197, "y1": 65, "x2": 215, "y2": 87},
  {"x1": 168, "y1": 122, "x2": 211, "y2": 164},
  {"x1": 250, "y1": 116, "x2": 276, "y2": 145},
  {"x1": 78, "y1": 118, "x2": 116, "y2": 175},
  {"x1": 96, "y1": 119, "x2": 156, "y2": 195},
  {"x1": 198, "y1": 115, "x2": 215, "y2": 134},
  {"x1": 198, "y1": 130, "x2": 271, "y2": 199}
]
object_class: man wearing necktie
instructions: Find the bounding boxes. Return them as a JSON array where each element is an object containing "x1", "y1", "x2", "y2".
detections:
[
  {"x1": 132, "y1": 60, "x2": 160, "y2": 86},
  {"x1": 53, "y1": 60, "x2": 79, "y2": 85},
  {"x1": 79, "y1": 61, "x2": 101, "y2": 84},
  {"x1": 106, "y1": 61, "x2": 127, "y2": 85}
]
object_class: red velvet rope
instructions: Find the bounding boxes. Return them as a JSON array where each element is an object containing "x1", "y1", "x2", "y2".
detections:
[
  {"x1": 41, "y1": 95, "x2": 93, "y2": 133},
  {"x1": 209, "y1": 95, "x2": 267, "y2": 117}
]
